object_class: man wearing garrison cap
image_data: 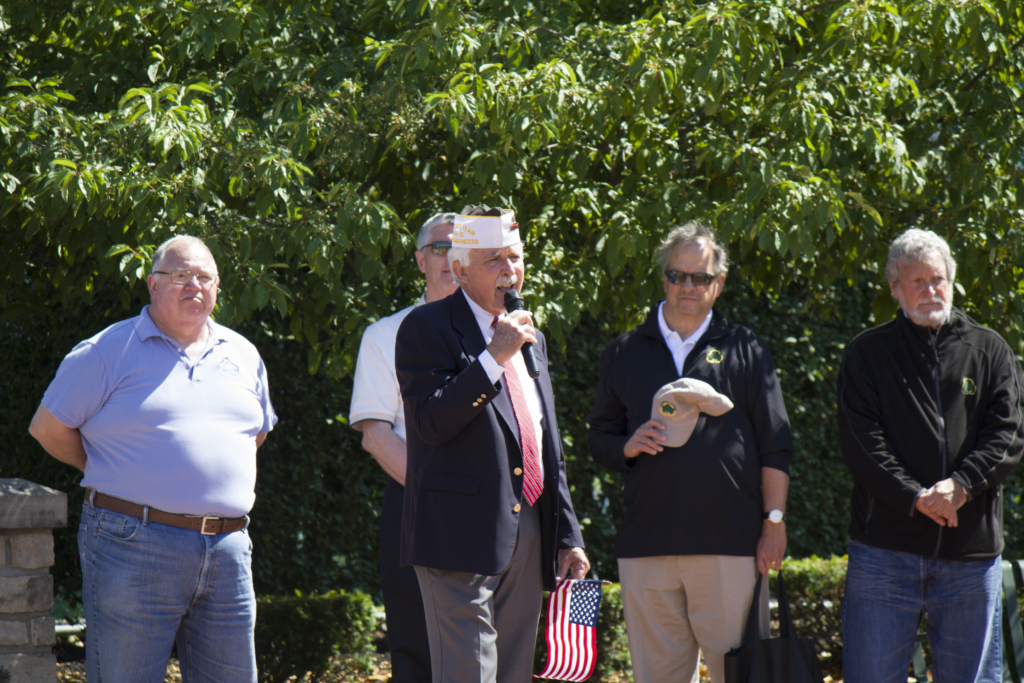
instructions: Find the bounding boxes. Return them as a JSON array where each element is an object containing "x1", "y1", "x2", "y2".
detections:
[{"x1": 395, "y1": 204, "x2": 589, "y2": 683}]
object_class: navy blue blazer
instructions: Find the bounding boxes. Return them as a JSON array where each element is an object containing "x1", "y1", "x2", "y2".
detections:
[{"x1": 395, "y1": 288, "x2": 584, "y2": 590}]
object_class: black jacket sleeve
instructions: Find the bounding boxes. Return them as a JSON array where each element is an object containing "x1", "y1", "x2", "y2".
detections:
[
  {"x1": 951, "y1": 340, "x2": 1024, "y2": 498},
  {"x1": 837, "y1": 343, "x2": 925, "y2": 515},
  {"x1": 587, "y1": 341, "x2": 632, "y2": 474},
  {"x1": 744, "y1": 335, "x2": 792, "y2": 473}
]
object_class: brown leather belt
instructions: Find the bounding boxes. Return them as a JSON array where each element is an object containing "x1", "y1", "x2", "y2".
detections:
[{"x1": 88, "y1": 489, "x2": 247, "y2": 535}]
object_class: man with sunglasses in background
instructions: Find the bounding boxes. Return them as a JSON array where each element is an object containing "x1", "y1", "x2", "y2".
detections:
[
  {"x1": 29, "y1": 235, "x2": 277, "y2": 682},
  {"x1": 588, "y1": 222, "x2": 793, "y2": 683},
  {"x1": 350, "y1": 212, "x2": 458, "y2": 683}
]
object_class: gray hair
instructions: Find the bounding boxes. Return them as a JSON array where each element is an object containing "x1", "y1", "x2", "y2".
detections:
[
  {"x1": 655, "y1": 222, "x2": 730, "y2": 275},
  {"x1": 885, "y1": 229, "x2": 956, "y2": 284},
  {"x1": 447, "y1": 245, "x2": 472, "y2": 269},
  {"x1": 417, "y1": 212, "x2": 456, "y2": 249},
  {"x1": 151, "y1": 235, "x2": 217, "y2": 274}
]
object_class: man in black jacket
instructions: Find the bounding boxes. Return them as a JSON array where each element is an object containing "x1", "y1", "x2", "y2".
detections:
[
  {"x1": 588, "y1": 222, "x2": 792, "y2": 683},
  {"x1": 838, "y1": 228, "x2": 1023, "y2": 683}
]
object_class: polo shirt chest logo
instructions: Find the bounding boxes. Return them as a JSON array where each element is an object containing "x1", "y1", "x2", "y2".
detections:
[
  {"x1": 705, "y1": 348, "x2": 724, "y2": 364},
  {"x1": 962, "y1": 377, "x2": 977, "y2": 395},
  {"x1": 219, "y1": 357, "x2": 240, "y2": 377}
]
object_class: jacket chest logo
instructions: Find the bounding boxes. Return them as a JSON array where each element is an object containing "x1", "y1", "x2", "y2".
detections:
[
  {"x1": 705, "y1": 348, "x2": 724, "y2": 364},
  {"x1": 962, "y1": 377, "x2": 977, "y2": 395}
]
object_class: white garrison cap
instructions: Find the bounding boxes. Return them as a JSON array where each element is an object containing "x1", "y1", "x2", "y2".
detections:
[
  {"x1": 452, "y1": 208, "x2": 520, "y2": 249},
  {"x1": 651, "y1": 378, "x2": 734, "y2": 447}
]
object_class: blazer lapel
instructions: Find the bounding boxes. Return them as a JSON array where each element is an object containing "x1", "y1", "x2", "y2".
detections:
[{"x1": 451, "y1": 290, "x2": 520, "y2": 447}]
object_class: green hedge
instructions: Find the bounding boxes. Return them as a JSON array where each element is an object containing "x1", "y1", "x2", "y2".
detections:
[
  {"x1": 254, "y1": 590, "x2": 378, "y2": 683},
  {"x1": 770, "y1": 556, "x2": 847, "y2": 677}
]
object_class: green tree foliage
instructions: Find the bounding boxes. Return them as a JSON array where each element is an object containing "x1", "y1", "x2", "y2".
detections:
[
  {"x1": 3, "y1": 0, "x2": 1024, "y2": 605},
  {"x1": 3, "y1": 0, "x2": 1023, "y2": 360}
]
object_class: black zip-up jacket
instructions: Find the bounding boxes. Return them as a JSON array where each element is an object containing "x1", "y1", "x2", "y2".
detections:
[
  {"x1": 838, "y1": 308, "x2": 1024, "y2": 560},
  {"x1": 588, "y1": 306, "x2": 792, "y2": 558}
]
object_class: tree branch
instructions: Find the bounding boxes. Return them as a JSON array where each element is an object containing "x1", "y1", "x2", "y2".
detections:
[{"x1": 963, "y1": 33, "x2": 1024, "y2": 92}]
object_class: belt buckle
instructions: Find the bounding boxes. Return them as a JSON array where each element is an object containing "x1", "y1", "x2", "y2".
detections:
[{"x1": 200, "y1": 516, "x2": 219, "y2": 535}]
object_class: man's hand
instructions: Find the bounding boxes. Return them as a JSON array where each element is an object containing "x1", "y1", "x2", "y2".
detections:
[
  {"x1": 487, "y1": 310, "x2": 537, "y2": 366},
  {"x1": 916, "y1": 478, "x2": 967, "y2": 527},
  {"x1": 623, "y1": 420, "x2": 667, "y2": 459},
  {"x1": 556, "y1": 547, "x2": 591, "y2": 582},
  {"x1": 756, "y1": 520, "x2": 787, "y2": 574}
]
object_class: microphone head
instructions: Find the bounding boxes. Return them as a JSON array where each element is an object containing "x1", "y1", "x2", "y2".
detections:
[{"x1": 503, "y1": 288, "x2": 524, "y2": 312}]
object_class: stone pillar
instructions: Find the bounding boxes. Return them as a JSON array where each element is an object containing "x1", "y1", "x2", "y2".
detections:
[{"x1": 0, "y1": 479, "x2": 68, "y2": 683}]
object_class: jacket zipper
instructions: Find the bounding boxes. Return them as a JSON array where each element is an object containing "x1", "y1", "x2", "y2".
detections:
[
  {"x1": 931, "y1": 331, "x2": 947, "y2": 558},
  {"x1": 865, "y1": 495, "x2": 874, "y2": 535}
]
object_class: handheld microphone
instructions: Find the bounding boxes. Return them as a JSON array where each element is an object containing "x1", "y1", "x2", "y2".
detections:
[{"x1": 503, "y1": 289, "x2": 541, "y2": 379}]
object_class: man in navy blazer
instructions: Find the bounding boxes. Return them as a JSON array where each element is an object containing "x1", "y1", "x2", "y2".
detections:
[{"x1": 395, "y1": 205, "x2": 589, "y2": 683}]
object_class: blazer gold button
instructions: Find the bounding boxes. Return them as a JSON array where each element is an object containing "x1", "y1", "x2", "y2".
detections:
[
  {"x1": 472, "y1": 402, "x2": 479, "y2": 407},
  {"x1": 480, "y1": 394, "x2": 487, "y2": 399},
  {"x1": 513, "y1": 504, "x2": 521, "y2": 513},
  {"x1": 514, "y1": 467, "x2": 523, "y2": 476}
]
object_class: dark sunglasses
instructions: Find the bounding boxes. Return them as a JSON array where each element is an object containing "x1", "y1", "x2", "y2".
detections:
[
  {"x1": 664, "y1": 270, "x2": 717, "y2": 287},
  {"x1": 421, "y1": 241, "x2": 452, "y2": 256}
]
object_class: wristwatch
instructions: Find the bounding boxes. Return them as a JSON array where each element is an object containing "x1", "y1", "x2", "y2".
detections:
[{"x1": 763, "y1": 509, "x2": 785, "y2": 524}]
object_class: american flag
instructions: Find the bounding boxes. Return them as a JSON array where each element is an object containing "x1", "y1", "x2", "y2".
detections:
[{"x1": 535, "y1": 579, "x2": 603, "y2": 681}]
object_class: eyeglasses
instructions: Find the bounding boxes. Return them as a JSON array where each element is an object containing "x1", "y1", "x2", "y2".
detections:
[
  {"x1": 421, "y1": 241, "x2": 452, "y2": 256},
  {"x1": 153, "y1": 269, "x2": 215, "y2": 286},
  {"x1": 664, "y1": 270, "x2": 717, "y2": 287}
]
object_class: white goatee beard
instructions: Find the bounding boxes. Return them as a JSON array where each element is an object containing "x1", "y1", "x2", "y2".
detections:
[{"x1": 904, "y1": 297, "x2": 952, "y2": 328}]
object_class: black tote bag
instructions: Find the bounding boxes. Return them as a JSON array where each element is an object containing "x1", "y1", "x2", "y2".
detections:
[{"x1": 723, "y1": 571, "x2": 824, "y2": 683}]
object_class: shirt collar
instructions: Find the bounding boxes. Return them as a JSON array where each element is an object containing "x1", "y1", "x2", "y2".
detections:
[
  {"x1": 462, "y1": 290, "x2": 502, "y2": 337},
  {"x1": 657, "y1": 302, "x2": 713, "y2": 347},
  {"x1": 134, "y1": 305, "x2": 223, "y2": 344}
]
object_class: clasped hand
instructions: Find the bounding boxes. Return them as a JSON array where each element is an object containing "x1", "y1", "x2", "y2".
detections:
[
  {"x1": 487, "y1": 310, "x2": 537, "y2": 366},
  {"x1": 915, "y1": 477, "x2": 967, "y2": 527}
]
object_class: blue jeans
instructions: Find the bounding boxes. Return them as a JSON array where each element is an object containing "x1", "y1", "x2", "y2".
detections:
[
  {"x1": 78, "y1": 501, "x2": 257, "y2": 683},
  {"x1": 842, "y1": 539, "x2": 1002, "y2": 683}
]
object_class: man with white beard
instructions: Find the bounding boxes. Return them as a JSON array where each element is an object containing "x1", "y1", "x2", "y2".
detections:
[{"x1": 837, "y1": 228, "x2": 1024, "y2": 683}]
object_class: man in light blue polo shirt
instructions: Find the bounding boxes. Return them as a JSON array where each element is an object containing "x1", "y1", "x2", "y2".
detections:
[{"x1": 29, "y1": 235, "x2": 276, "y2": 683}]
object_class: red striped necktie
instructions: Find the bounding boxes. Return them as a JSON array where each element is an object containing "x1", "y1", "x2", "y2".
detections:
[{"x1": 492, "y1": 317, "x2": 544, "y2": 505}]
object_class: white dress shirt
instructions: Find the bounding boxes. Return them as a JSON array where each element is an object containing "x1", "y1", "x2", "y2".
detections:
[
  {"x1": 465, "y1": 293, "x2": 546, "y2": 479},
  {"x1": 657, "y1": 303, "x2": 713, "y2": 375}
]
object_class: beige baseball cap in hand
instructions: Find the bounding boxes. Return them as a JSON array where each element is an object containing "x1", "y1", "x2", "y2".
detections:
[{"x1": 650, "y1": 378, "x2": 734, "y2": 447}]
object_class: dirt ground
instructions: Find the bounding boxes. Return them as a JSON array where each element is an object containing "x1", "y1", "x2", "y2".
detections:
[
  {"x1": 55, "y1": 654, "x2": 713, "y2": 683},
  {"x1": 56, "y1": 654, "x2": 395, "y2": 683},
  {"x1": 57, "y1": 652, "x2": 851, "y2": 682}
]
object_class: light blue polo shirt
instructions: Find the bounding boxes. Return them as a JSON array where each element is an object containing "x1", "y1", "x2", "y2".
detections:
[{"x1": 42, "y1": 306, "x2": 277, "y2": 517}]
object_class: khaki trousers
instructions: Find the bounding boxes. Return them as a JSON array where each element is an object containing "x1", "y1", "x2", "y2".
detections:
[{"x1": 618, "y1": 555, "x2": 760, "y2": 683}]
